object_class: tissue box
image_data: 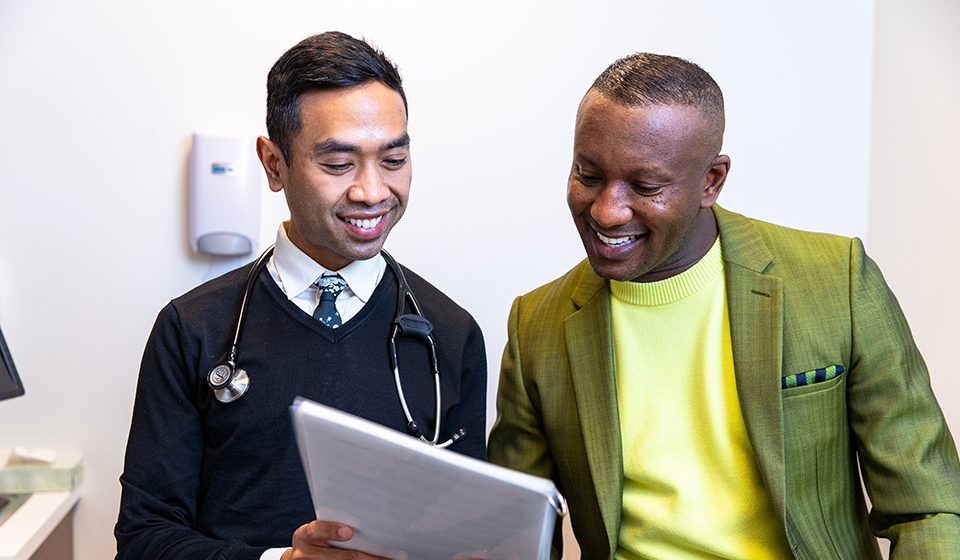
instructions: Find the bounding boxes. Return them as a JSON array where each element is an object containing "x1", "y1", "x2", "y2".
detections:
[{"x1": 0, "y1": 454, "x2": 83, "y2": 492}]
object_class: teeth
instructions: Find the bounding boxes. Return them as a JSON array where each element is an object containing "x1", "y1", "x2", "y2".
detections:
[
  {"x1": 346, "y1": 216, "x2": 383, "y2": 229},
  {"x1": 597, "y1": 231, "x2": 638, "y2": 247}
]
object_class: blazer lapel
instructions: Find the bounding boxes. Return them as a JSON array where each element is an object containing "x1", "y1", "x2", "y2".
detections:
[
  {"x1": 565, "y1": 263, "x2": 623, "y2": 554},
  {"x1": 715, "y1": 206, "x2": 787, "y2": 523}
]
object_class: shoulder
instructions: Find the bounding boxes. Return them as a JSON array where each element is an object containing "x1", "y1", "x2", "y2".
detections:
[
  {"x1": 174, "y1": 263, "x2": 252, "y2": 306},
  {"x1": 159, "y1": 262, "x2": 256, "y2": 330},
  {"x1": 754, "y1": 218, "x2": 850, "y2": 255},
  {"x1": 715, "y1": 205, "x2": 859, "y2": 274}
]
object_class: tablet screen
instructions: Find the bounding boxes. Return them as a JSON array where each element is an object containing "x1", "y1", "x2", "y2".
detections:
[{"x1": 0, "y1": 324, "x2": 24, "y2": 401}]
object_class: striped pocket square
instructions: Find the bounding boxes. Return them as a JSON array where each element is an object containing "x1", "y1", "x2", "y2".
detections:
[{"x1": 782, "y1": 365, "x2": 845, "y2": 389}]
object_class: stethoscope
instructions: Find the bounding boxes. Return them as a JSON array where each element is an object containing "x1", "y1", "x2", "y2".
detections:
[{"x1": 206, "y1": 245, "x2": 467, "y2": 448}]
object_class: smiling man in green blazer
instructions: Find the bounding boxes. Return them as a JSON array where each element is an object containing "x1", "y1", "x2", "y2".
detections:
[{"x1": 488, "y1": 53, "x2": 960, "y2": 559}]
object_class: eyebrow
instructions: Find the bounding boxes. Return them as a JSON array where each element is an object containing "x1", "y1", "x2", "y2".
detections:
[
  {"x1": 574, "y1": 152, "x2": 599, "y2": 168},
  {"x1": 575, "y1": 152, "x2": 672, "y2": 181},
  {"x1": 383, "y1": 132, "x2": 411, "y2": 150},
  {"x1": 312, "y1": 132, "x2": 411, "y2": 157}
]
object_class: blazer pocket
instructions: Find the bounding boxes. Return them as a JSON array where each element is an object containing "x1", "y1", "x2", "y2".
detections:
[
  {"x1": 782, "y1": 364, "x2": 845, "y2": 393},
  {"x1": 782, "y1": 366, "x2": 858, "y2": 558}
]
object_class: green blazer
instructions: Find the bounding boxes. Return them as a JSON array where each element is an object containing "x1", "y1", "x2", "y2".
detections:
[{"x1": 488, "y1": 206, "x2": 960, "y2": 559}]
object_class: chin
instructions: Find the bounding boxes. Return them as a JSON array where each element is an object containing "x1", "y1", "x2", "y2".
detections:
[
  {"x1": 586, "y1": 258, "x2": 639, "y2": 282},
  {"x1": 352, "y1": 242, "x2": 388, "y2": 261}
]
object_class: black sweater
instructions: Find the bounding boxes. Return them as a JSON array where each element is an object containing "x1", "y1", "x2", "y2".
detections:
[{"x1": 115, "y1": 261, "x2": 487, "y2": 559}]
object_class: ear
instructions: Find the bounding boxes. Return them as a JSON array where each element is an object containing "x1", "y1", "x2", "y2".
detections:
[
  {"x1": 257, "y1": 136, "x2": 287, "y2": 193},
  {"x1": 700, "y1": 154, "x2": 730, "y2": 208}
]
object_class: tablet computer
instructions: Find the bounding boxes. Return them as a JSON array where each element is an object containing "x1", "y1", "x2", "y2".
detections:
[
  {"x1": 0, "y1": 324, "x2": 23, "y2": 402},
  {"x1": 291, "y1": 397, "x2": 565, "y2": 560}
]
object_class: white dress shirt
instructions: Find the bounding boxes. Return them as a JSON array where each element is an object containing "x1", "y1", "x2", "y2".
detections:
[{"x1": 265, "y1": 222, "x2": 386, "y2": 323}]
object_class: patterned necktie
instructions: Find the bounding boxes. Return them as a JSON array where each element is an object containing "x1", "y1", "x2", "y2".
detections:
[{"x1": 314, "y1": 275, "x2": 347, "y2": 328}]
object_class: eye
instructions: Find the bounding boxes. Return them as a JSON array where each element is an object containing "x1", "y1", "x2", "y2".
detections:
[
  {"x1": 382, "y1": 157, "x2": 407, "y2": 169},
  {"x1": 576, "y1": 170, "x2": 602, "y2": 185},
  {"x1": 323, "y1": 163, "x2": 352, "y2": 172},
  {"x1": 631, "y1": 183, "x2": 664, "y2": 196},
  {"x1": 318, "y1": 157, "x2": 353, "y2": 173}
]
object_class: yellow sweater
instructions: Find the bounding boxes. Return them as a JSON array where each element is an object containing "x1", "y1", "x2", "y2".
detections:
[{"x1": 611, "y1": 240, "x2": 792, "y2": 559}]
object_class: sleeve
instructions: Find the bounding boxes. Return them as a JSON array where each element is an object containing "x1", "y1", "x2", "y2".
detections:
[
  {"x1": 442, "y1": 311, "x2": 487, "y2": 461},
  {"x1": 845, "y1": 238, "x2": 960, "y2": 556},
  {"x1": 488, "y1": 297, "x2": 563, "y2": 560},
  {"x1": 114, "y1": 303, "x2": 269, "y2": 560}
]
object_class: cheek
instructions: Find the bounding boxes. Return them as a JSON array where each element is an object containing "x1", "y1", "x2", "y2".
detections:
[
  {"x1": 566, "y1": 182, "x2": 590, "y2": 215},
  {"x1": 642, "y1": 192, "x2": 690, "y2": 225},
  {"x1": 386, "y1": 170, "x2": 412, "y2": 201},
  {"x1": 395, "y1": 176, "x2": 412, "y2": 200}
]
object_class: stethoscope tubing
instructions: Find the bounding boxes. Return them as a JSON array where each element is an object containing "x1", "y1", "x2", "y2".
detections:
[{"x1": 228, "y1": 246, "x2": 276, "y2": 365}]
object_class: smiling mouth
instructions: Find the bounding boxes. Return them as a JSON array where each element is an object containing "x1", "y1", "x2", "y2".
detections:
[
  {"x1": 343, "y1": 215, "x2": 383, "y2": 230},
  {"x1": 596, "y1": 231, "x2": 639, "y2": 248}
]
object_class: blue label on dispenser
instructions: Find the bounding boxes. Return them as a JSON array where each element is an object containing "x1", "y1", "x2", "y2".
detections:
[{"x1": 211, "y1": 163, "x2": 237, "y2": 176}]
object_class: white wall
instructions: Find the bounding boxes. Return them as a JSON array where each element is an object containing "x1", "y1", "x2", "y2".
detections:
[
  {"x1": 870, "y1": 0, "x2": 960, "y2": 457},
  {"x1": 0, "y1": 1, "x2": 901, "y2": 558}
]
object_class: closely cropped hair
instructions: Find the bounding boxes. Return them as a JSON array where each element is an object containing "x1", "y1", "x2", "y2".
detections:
[
  {"x1": 592, "y1": 53, "x2": 725, "y2": 148},
  {"x1": 266, "y1": 31, "x2": 407, "y2": 162}
]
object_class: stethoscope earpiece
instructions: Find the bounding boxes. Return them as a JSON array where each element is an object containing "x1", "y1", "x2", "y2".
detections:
[
  {"x1": 437, "y1": 428, "x2": 467, "y2": 449},
  {"x1": 406, "y1": 420, "x2": 423, "y2": 439}
]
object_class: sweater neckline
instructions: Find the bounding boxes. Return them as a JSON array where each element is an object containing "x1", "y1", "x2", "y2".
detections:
[
  {"x1": 610, "y1": 238, "x2": 723, "y2": 306},
  {"x1": 259, "y1": 259, "x2": 396, "y2": 340}
]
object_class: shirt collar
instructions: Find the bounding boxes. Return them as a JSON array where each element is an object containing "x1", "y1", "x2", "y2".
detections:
[{"x1": 271, "y1": 221, "x2": 384, "y2": 303}]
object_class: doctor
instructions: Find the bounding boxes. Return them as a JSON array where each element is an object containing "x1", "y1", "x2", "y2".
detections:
[{"x1": 116, "y1": 32, "x2": 487, "y2": 560}]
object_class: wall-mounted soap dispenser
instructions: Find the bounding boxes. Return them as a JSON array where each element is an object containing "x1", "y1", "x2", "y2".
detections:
[{"x1": 189, "y1": 134, "x2": 261, "y2": 256}]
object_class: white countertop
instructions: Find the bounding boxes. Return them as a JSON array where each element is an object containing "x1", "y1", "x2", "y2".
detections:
[{"x1": 0, "y1": 489, "x2": 81, "y2": 560}]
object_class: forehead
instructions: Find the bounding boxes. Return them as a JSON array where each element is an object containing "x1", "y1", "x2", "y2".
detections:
[
  {"x1": 574, "y1": 91, "x2": 710, "y2": 167},
  {"x1": 294, "y1": 81, "x2": 407, "y2": 146}
]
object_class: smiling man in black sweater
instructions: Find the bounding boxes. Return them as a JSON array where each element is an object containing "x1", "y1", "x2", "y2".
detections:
[{"x1": 115, "y1": 32, "x2": 487, "y2": 560}]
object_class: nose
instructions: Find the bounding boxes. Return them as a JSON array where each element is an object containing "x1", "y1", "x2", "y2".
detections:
[
  {"x1": 591, "y1": 183, "x2": 633, "y2": 228},
  {"x1": 347, "y1": 163, "x2": 390, "y2": 205}
]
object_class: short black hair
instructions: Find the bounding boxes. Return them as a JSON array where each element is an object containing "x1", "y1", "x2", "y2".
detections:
[
  {"x1": 592, "y1": 53, "x2": 724, "y2": 152},
  {"x1": 265, "y1": 31, "x2": 407, "y2": 162}
]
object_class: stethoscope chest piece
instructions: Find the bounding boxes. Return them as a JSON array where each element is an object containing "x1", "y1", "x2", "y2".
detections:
[{"x1": 208, "y1": 363, "x2": 249, "y2": 403}]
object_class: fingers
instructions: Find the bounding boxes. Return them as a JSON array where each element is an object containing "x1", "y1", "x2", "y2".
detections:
[
  {"x1": 296, "y1": 520, "x2": 353, "y2": 544},
  {"x1": 289, "y1": 521, "x2": 391, "y2": 559}
]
